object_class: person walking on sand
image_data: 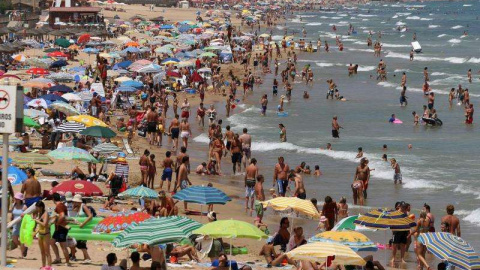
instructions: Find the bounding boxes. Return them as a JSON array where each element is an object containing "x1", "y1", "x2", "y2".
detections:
[
  {"x1": 50, "y1": 193, "x2": 71, "y2": 266},
  {"x1": 21, "y1": 168, "x2": 42, "y2": 207},
  {"x1": 245, "y1": 158, "x2": 259, "y2": 215},
  {"x1": 160, "y1": 151, "x2": 174, "y2": 192},
  {"x1": 231, "y1": 134, "x2": 242, "y2": 175},
  {"x1": 175, "y1": 156, "x2": 192, "y2": 210},
  {"x1": 273, "y1": 156, "x2": 290, "y2": 197},
  {"x1": 34, "y1": 201, "x2": 52, "y2": 268},
  {"x1": 147, "y1": 154, "x2": 156, "y2": 189},
  {"x1": 139, "y1": 150, "x2": 150, "y2": 187},
  {"x1": 146, "y1": 106, "x2": 158, "y2": 145},
  {"x1": 169, "y1": 115, "x2": 180, "y2": 152},
  {"x1": 441, "y1": 205, "x2": 461, "y2": 236},
  {"x1": 179, "y1": 118, "x2": 191, "y2": 149},
  {"x1": 332, "y1": 116, "x2": 342, "y2": 138}
]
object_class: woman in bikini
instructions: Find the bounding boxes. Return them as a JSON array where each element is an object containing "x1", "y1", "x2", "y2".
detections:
[
  {"x1": 210, "y1": 136, "x2": 225, "y2": 174},
  {"x1": 337, "y1": 197, "x2": 349, "y2": 222},
  {"x1": 147, "y1": 154, "x2": 156, "y2": 189},
  {"x1": 34, "y1": 201, "x2": 52, "y2": 268},
  {"x1": 410, "y1": 211, "x2": 431, "y2": 270}
]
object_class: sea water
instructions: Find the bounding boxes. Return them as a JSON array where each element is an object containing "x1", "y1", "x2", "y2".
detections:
[{"x1": 197, "y1": 0, "x2": 480, "y2": 249}]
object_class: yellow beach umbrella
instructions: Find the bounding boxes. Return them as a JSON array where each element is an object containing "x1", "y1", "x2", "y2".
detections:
[
  {"x1": 261, "y1": 197, "x2": 320, "y2": 218},
  {"x1": 67, "y1": 115, "x2": 107, "y2": 127},
  {"x1": 309, "y1": 231, "x2": 378, "y2": 252},
  {"x1": 286, "y1": 242, "x2": 366, "y2": 266}
]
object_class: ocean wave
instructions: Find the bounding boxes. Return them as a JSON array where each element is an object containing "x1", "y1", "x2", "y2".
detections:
[
  {"x1": 438, "y1": 34, "x2": 447, "y2": 37},
  {"x1": 193, "y1": 133, "x2": 211, "y2": 144},
  {"x1": 451, "y1": 25, "x2": 463, "y2": 29},
  {"x1": 420, "y1": 18, "x2": 433, "y2": 21},
  {"x1": 357, "y1": 66, "x2": 376, "y2": 72},
  {"x1": 428, "y1": 25, "x2": 440, "y2": 28},
  {"x1": 431, "y1": 72, "x2": 449, "y2": 76},
  {"x1": 448, "y1": 38, "x2": 462, "y2": 44},
  {"x1": 298, "y1": 15, "x2": 316, "y2": 18},
  {"x1": 306, "y1": 22, "x2": 322, "y2": 26},
  {"x1": 463, "y1": 208, "x2": 480, "y2": 226},
  {"x1": 385, "y1": 51, "x2": 467, "y2": 64},
  {"x1": 454, "y1": 184, "x2": 480, "y2": 199},
  {"x1": 463, "y1": 4, "x2": 472, "y2": 6},
  {"x1": 396, "y1": 12, "x2": 411, "y2": 16},
  {"x1": 315, "y1": 63, "x2": 335, "y2": 67},
  {"x1": 392, "y1": 15, "x2": 398, "y2": 19},
  {"x1": 331, "y1": 17, "x2": 342, "y2": 20},
  {"x1": 347, "y1": 48, "x2": 374, "y2": 53},
  {"x1": 406, "y1": 16, "x2": 421, "y2": 20},
  {"x1": 468, "y1": 58, "x2": 480, "y2": 63},
  {"x1": 358, "y1": 14, "x2": 377, "y2": 17},
  {"x1": 290, "y1": 19, "x2": 307, "y2": 24},
  {"x1": 394, "y1": 69, "x2": 413, "y2": 73},
  {"x1": 382, "y1": 43, "x2": 411, "y2": 48},
  {"x1": 396, "y1": 21, "x2": 406, "y2": 26}
]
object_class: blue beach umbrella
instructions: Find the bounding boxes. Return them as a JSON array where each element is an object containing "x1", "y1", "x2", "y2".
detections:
[
  {"x1": 49, "y1": 84, "x2": 73, "y2": 93},
  {"x1": 6, "y1": 166, "x2": 28, "y2": 186},
  {"x1": 178, "y1": 25, "x2": 191, "y2": 33},
  {"x1": 119, "y1": 186, "x2": 158, "y2": 199},
  {"x1": 160, "y1": 24, "x2": 174, "y2": 30},
  {"x1": 50, "y1": 59, "x2": 68, "y2": 68},
  {"x1": 121, "y1": 80, "x2": 143, "y2": 88},
  {"x1": 172, "y1": 186, "x2": 231, "y2": 205},
  {"x1": 122, "y1": 47, "x2": 140, "y2": 53},
  {"x1": 83, "y1": 48, "x2": 99, "y2": 54},
  {"x1": 117, "y1": 86, "x2": 137, "y2": 92},
  {"x1": 39, "y1": 94, "x2": 68, "y2": 103},
  {"x1": 418, "y1": 232, "x2": 480, "y2": 270},
  {"x1": 117, "y1": 60, "x2": 133, "y2": 68}
]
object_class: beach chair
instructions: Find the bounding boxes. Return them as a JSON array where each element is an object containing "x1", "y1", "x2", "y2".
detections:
[{"x1": 122, "y1": 138, "x2": 136, "y2": 158}]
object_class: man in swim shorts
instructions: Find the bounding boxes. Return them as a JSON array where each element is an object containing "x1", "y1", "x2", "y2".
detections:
[
  {"x1": 273, "y1": 157, "x2": 290, "y2": 197},
  {"x1": 245, "y1": 158, "x2": 259, "y2": 214},
  {"x1": 391, "y1": 158, "x2": 402, "y2": 184},
  {"x1": 179, "y1": 118, "x2": 191, "y2": 149},
  {"x1": 261, "y1": 94, "x2": 268, "y2": 116},
  {"x1": 139, "y1": 150, "x2": 150, "y2": 186},
  {"x1": 146, "y1": 106, "x2": 158, "y2": 145},
  {"x1": 239, "y1": 128, "x2": 252, "y2": 169},
  {"x1": 161, "y1": 151, "x2": 174, "y2": 192},
  {"x1": 21, "y1": 168, "x2": 42, "y2": 207},
  {"x1": 288, "y1": 170, "x2": 306, "y2": 199},
  {"x1": 332, "y1": 116, "x2": 342, "y2": 138},
  {"x1": 169, "y1": 115, "x2": 180, "y2": 151}
]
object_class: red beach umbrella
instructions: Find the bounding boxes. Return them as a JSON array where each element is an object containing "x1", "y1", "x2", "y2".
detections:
[
  {"x1": 26, "y1": 68, "x2": 50, "y2": 75},
  {"x1": 191, "y1": 71, "x2": 204, "y2": 83},
  {"x1": 48, "y1": 51, "x2": 68, "y2": 58},
  {"x1": 77, "y1": 34, "x2": 91, "y2": 44},
  {"x1": 0, "y1": 74, "x2": 21, "y2": 80},
  {"x1": 166, "y1": 71, "x2": 181, "y2": 78},
  {"x1": 50, "y1": 180, "x2": 103, "y2": 196}
]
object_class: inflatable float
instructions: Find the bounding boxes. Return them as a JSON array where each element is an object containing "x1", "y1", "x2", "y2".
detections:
[
  {"x1": 412, "y1": 41, "x2": 422, "y2": 53},
  {"x1": 422, "y1": 117, "x2": 443, "y2": 126},
  {"x1": 277, "y1": 111, "x2": 289, "y2": 117}
]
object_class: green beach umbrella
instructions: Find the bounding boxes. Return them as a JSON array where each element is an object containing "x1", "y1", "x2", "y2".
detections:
[
  {"x1": 54, "y1": 38, "x2": 70, "y2": 48},
  {"x1": 193, "y1": 219, "x2": 267, "y2": 240},
  {"x1": 13, "y1": 152, "x2": 53, "y2": 165},
  {"x1": 118, "y1": 186, "x2": 158, "y2": 199},
  {"x1": 112, "y1": 216, "x2": 202, "y2": 248},
  {"x1": 48, "y1": 147, "x2": 98, "y2": 163},
  {"x1": 333, "y1": 215, "x2": 377, "y2": 232},
  {"x1": 92, "y1": 143, "x2": 121, "y2": 154},
  {"x1": 23, "y1": 116, "x2": 40, "y2": 128},
  {"x1": 200, "y1": 52, "x2": 217, "y2": 58},
  {"x1": 80, "y1": 126, "x2": 116, "y2": 138}
]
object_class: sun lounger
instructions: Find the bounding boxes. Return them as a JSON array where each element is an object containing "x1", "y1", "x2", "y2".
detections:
[{"x1": 122, "y1": 138, "x2": 136, "y2": 158}]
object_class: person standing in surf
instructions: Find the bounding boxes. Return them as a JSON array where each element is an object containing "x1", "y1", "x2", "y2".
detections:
[
  {"x1": 332, "y1": 116, "x2": 342, "y2": 138},
  {"x1": 390, "y1": 158, "x2": 402, "y2": 184},
  {"x1": 352, "y1": 158, "x2": 370, "y2": 204}
]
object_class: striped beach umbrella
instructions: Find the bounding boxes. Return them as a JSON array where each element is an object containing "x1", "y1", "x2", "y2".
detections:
[
  {"x1": 112, "y1": 216, "x2": 202, "y2": 248},
  {"x1": 93, "y1": 211, "x2": 151, "y2": 233},
  {"x1": 118, "y1": 186, "x2": 158, "y2": 199},
  {"x1": 333, "y1": 216, "x2": 377, "y2": 232},
  {"x1": 48, "y1": 147, "x2": 98, "y2": 163},
  {"x1": 67, "y1": 115, "x2": 107, "y2": 127},
  {"x1": 57, "y1": 122, "x2": 86, "y2": 133},
  {"x1": 354, "y1": 209, "x2": 416, "y2": 231},
  {"x1": 286, "y1": 242, "x2": 366, "y2": 266},
  {"x1": 418, "y1": 233, "x2": 480, "y2": 270},
  {"x1": 12, "y1": 152, "x2": 53, "y2": 165},
  {"x1": 309, "y1": 231, "x2": 378, "y2": 252},
  {"x1": 80, "y1": 126, "x2": 116, "y2": 138},
  {"x1": 261, "y1": 197, "x2": 320, "y2": 218},
  {"x1": 92, "y1": 143, "x2": 121, "y2": 154},
  {"x1": 172, "y1": 186, "x2": 231, "y2": 205}
]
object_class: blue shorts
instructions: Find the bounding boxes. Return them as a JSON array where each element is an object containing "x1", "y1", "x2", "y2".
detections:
[
  {"x1": 161, "y1": 168, "x2": 173, "y2": 181},
  {"x1": 25, "y1": 196, "x2": 42, "y2": 208},
  {"x1": 276, "y1": 179, "x2": 289, "y2": 196}
]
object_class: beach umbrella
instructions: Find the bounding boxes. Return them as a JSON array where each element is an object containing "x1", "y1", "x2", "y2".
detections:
[
  {"x1": 0, "y1": 157, "x2": 13, "y2": 164},
  {"x1": 166, "y1": 71, "x2": 181, "y2": 78},
  {"x1": 114, "y1": 76, "x2": 132, "y2": 83},
  {"x1": 12, "y1": 152, "x2": 53, "y2": 165},
  {"x1": 333, "y1": 216, "x2": 377, "y2": 232},
  {"x1": 61, "y1": 93, "x2": 81, "y2": 102},
  {"x1": 92, "y1": 143, "x2": 121, "y2": 154},
  {"x1": 309, "y1": 231, "x2": 378, "y2": 252},
  {"x1": 125, "y1": 41, "x2": 139, "y2": 47},
  {"x1": 116, "y1": 60, "x2": 132, "y2": 69},
  {"x1": 77, "y1": 34, "x2": 91, "y2": 44},
  {"x1": 161, "y1": 58, "x2": 180, "y2": 65},
  {"x1": 354, "y1": 209, "x2": 416, "y2": 230},
  {"x1": 12, "y1": 54, "x2": 27, "y2": 62},
  {"x1": 159, "y1": 24, "x2": 174, "y2": 30},
  {"x1": 193, "y1": 219, "x2": 267, "y2": 240},
  {"x1": 261, "y1": 197, "x2": 320, "y2": 218},
  {"x1": 93, "y1": 212, "x2": 152, "y2": 233},
  {"x1": 48, "y1": 147, "x2": 98, "y2": 163},
  {"x1": 83, "y1": 48, "x2": 99, "y2": 54},
  {"x1": 121, "y1": 80, "x2": 143, "y2": 89},
  {"x1": 66, "y1": 115, "x2": 107, "y2": 127},
  {"x1": 155, "y1": 46, "x2": 173, "y2": 54},
  {"x1": 23, "y1": 109, "x2": 48, "y2": 119},
  {"x1": 172, "y1": 186, "x2": 231, "y2": 205},
  {"x1": 57, "y1": 122, "x2": 86, "y2": 133},
  {"x1": 286, "y1": 242, "x2": 366, "y2": 266},
  {"x1": 50, "y1": 59, "x2": 68, "y2": 68},
  {"x1": 116, "y1": 86, "x2": 137, "y2": 93},
  {"x1": 51, "y1": 180, "x2": 103, "y2": 196},
  {"x1": 26, "y1": 98, "x2": 48, "y2": 109},
  {"x1": 80, "y1": 126, "x2": 116, "y2": 138},
  {"x1": 6, "y1": 166, "x2": 28, "y2": 186},
  {"x1": 200, "y1": 52, "x2": 217, "y2": 58},
  {"x1": 49, "y1": 84, "x2": 73, "y2": 93},
  {"x1": 26, "y1": 67, "x2": 49, "y2": 75},
  {"x1": 40, "y1": 94, "x2": 68, "y2": 103},
  {"x1": 119, "y1": 186, "x2": 158, "y2": 199},
  {"x1": 50, "y1": 102, "x2": 80, "y2": 116},
  {"x1": 48, "y1": 51, "x2": 68, "y2": 58},
  {"x1": 54, "y1": 38, "x2": 70, "y2": 48},
  {"x1": 23, "y1": 116, "x2": 41, "y2": 128},
  {"x1": 418, "y1": 232, "x2": 480, "y2": 270},
  {"x1": 122, "y1": 47, "x2": 140, "y2": 53},
  {"x1": 137, "y1": 64, "x2": 162, "y2": 73},
  {"x1": 112, "y1": 216, "x2": 202, "y2": 248}
]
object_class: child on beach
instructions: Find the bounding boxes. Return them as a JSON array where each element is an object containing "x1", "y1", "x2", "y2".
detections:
[
  {"x1": 390, "y1": 158, "x2": 402, "y2": 184},
  {"x1": 313, "y1": 165, "x2": 322, "y2": 176}
]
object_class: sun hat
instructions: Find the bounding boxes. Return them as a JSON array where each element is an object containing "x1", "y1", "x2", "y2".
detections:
[
  {"x1": 65, "y1": 191, "x2": 73, "y2": 202},
  {"x1": 14, "y1": 192, "x2": 24, "y2": 201},
  {"x1": 72, "y1": 194, "x2": 83, "y2": 203}
]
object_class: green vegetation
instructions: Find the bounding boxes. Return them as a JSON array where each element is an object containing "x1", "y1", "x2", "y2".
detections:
[{"x1": 0, "y1": 1, "x2": 13, "y2": 15}]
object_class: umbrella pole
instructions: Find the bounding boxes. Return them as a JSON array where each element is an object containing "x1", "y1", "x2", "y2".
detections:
[
  {"x1": 230, "y1": 237, "x2": 232, "y2": 270},
  {"x1": 384, "y1": 230, "x2": 387, "y2": 267}
]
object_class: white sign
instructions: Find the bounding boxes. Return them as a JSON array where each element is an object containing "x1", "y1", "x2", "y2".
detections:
[{"x1": 0, "y1": 85, "x2": 17, "y2": 134}]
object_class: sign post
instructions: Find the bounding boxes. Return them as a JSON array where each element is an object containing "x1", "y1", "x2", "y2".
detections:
[{"x1": 0, "y1": 85, "x2": 21, "y2": 267}]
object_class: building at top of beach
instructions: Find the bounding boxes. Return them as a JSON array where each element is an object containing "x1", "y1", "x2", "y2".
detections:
[{"x1": 46, "y1": 0, "x2": 101, "y2": 28}]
